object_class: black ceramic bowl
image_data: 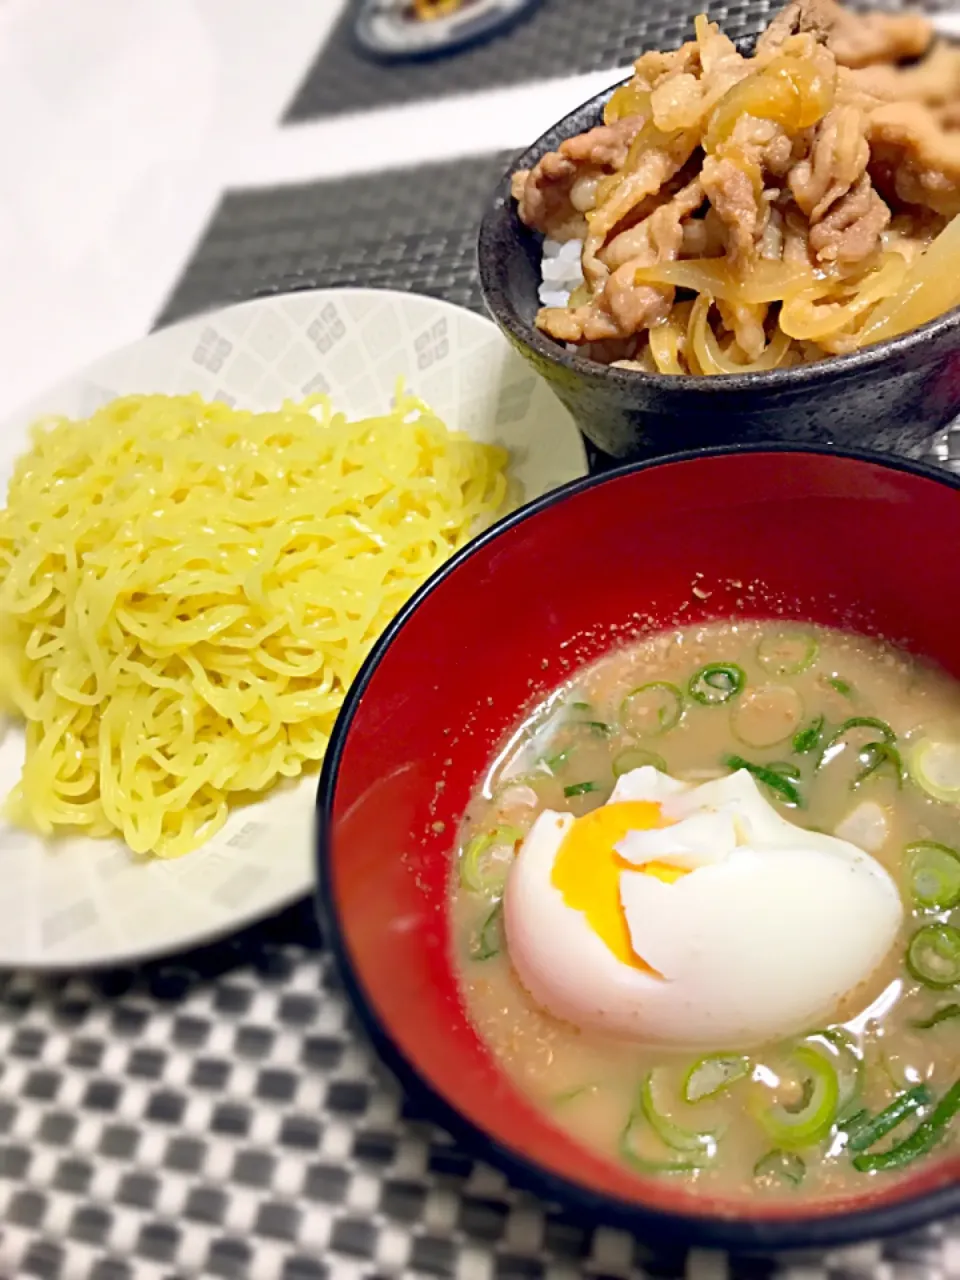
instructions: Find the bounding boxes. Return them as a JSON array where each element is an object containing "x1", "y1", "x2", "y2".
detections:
[{"x1": 478, "y1": 84, "x2": 960, "y2": 460}]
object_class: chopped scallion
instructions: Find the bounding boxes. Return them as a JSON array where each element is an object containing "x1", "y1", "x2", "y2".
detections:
[
  {"x1": 817, "y1": 717, "x2": 896, "y2": 771},
  {"x1": 911, "y1": 1004, "x2": 960, "y2": 1030},
  {"x1": 470, "y1": 901, "x2": 504, "y2": 962},
  {"x1": 793, "y1": 715, "x2": 825, "y2": 754},
  {"x1": 755, "y1": 1046, "x2": 839, "y2": 1148},
  {"x1": 845, "y1": 1086, "x2": 933, "y2": 1153},
  {"x1": 853, "y1": 741, "x2": 903, "y2": 790},
  {"x1": 852, "y1": 1079, "x2": 958, "y2": 1172},
  {"x1": 544, "y1": 748, "x2": 573, "y2": 773},
  {"x1": 619, "y1": 1092, "x2": 715, "y2": 1174},
  {"x1": 757, "y1": 630, "x2": 818, "y2": 677},
  {"x1": 907, "y1": 841, "x2": 960, "y2": 911},
  {"x1": 564, "y1": 780, "x2": 601, "y2": 798},
  {"x1": 640, "y1": 1072, "x2": 720, "y2": 1153},
  {"x1": 688, "y1": 663, "x2": 746, "y2": 706},
  {"x1": 620, "y1": 682, "x2": 684, "y2": 737},
  {"x1": 754, "y1": 1149, "x2": 805, "y2": 1185},
  {"x1": 724, "y1": 754, "x2": 803, "y2": 807},
  {"x1": 807, "y1": 1029, "x2": 864, "y2": 1123},
  {"x1": 459, "y1": 825, "x2": 523, "y2": 894},
  {"x1": 906, "y1": 923, "x2": 960, "y2": 989},
  {"x1": 684, "y1": 1054, "x2": 750, "y2": 1103},
  {"x1": 907, "y1": 738, "x2": 960, "y2": 804},
  {"x1": 612, "y1": 747, "x2": 667, "y2": 778}
]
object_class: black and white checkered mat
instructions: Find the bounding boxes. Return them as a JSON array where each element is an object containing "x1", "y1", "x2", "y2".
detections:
[
  {"x1": 4, "y1": 129, "x2": 960, "y2": 1280},
  {"x1": 283, "y1": 0, "x2": 954, "y2": 121},
  {"x1": 2, "y1": 904, "x2": 958, "y2": 1280},
  {"x1": 157, "y1": 152, "x2": 515, "y2": 330}
]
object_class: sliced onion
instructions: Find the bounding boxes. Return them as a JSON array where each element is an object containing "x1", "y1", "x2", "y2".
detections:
[
  {"x1": 689, "y1": 296, "x2": 792, "y2": 375},
  {"x1": 780, "y1": 254, "x2": 908, "y2": 342},
  {"x1": 861, "y1": 213, "x2": 960, "y2": 345},
  {"x1": 648, "y1": 321, "x2": 685, "y2": 374},
  {"x1": 634, "y1": 257, "x2": 815, "y2": 305}
]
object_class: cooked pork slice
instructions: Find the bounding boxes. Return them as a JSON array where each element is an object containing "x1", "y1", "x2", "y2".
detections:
[
  {"x1": 869, "y1": 101, "x2": 960, "y2": 219},
  {"x1": 808, "y1": 171, "x2": 891, "y2": 263},
  {"x1": 512, "y1": 115, "x2": 649, "y2": 240}
]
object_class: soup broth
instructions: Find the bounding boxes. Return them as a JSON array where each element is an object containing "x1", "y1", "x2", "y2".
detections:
[{"x1": 451, "y1": 622, "x2": 960, "y2": 1199}]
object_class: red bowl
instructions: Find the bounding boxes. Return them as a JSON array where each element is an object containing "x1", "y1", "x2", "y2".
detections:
[{"x1": 315, "y1": 447, "x2": 960, "y2": 1251}]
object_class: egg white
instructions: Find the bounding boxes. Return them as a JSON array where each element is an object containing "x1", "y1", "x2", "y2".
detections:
[{"x1": 503, "y1": 768, "x2": 903, "y2": 1049}]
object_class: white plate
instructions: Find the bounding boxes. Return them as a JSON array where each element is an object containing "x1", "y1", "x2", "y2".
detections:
[{"x1": 0, "y1": 288, "x2": 587, "y2": 969}]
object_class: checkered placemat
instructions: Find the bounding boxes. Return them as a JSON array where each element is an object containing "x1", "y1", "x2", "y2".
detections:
[
  {"x1": 283, "y1": 0, "x2": 954, "y2": 122},
  {"x1": 2, "y1": 904, "x2": 958, "y2": 1280},
  {"x1": 156, "y1": 152, "x2": 515, "y2": 330},
  {"x1": 4, "y1": 143, "x2": 960, "y2": 1280}
]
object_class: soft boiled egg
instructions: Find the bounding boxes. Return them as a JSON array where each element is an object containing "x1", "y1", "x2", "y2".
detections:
[{"x1": 504, "y1": 767, "x2": 903, "y2": 1049}]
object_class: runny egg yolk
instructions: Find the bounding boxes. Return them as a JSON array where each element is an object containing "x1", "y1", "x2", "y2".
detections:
[{"x1": 550, "y1": 801, "x2": 687, "y2": 970}]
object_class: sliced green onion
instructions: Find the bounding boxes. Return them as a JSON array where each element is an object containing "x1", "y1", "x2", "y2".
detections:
[
  {"x1": 793, "y1": 715, "x2": 825, "y2": 754},
  {"x1": 619, "y1": 1095, "x2": 714, "y2": 1174},
  {"x1": 839, "y1": 1108, "x2": 869, "y2": 1137},
  {"x1": 724, "y1": 754, "x2": 803, "y2": 807},
  {"x1": 612, "y1": 747, "x2": 667, "y2": 778},
  {"x1": 757, "y1": 630, "x2": 818, "y2": 676},
  {"x1": 639, "y1": 1072, "x2": 720, "y2": 1153},
  {"x1": 852, "y1": 1080, "x2": 958, "y2": 1172},
  {"x1": 845, "y1": 1085, "x2": 933, "y2": 1153},
  {"x1": 912, "y1": 1004, "x2": 960, "y2": 1029},
  {"x1": 907, "y1": 923, "x2": 960, "y2": 989},
  {"x1": 753, "y1": 1149, "x2": 806, "y2": 1186},
  {"x1": 552, "y1": 1084, "x2": 597, "y2": 1105},
  {"x1": 684, "y1": 1054, "x2": 750, "y2": 1103},
  {"x1": 878, "y1": 1048, "x2": 911, "y2": 1093},
  {"x1": 731, "y1": 684, "x2": 804, "y2": 748},
  {"x1": 755, "y1": 1045, "x2": 839, "y2": 1148},
  {"x1": 564, "y1": 780, "x2": 601, "y2": 798},
  {"x1": 543, "y1": 715, "x2": 612, "y2": 769},
  {"x1": 570, "y1": 701, "x2": 591, "y2": 711},
  {"x1": 459, "y1": 825, "x2": 523, "y2": 894},
  {"x1": 620, "y1": 682, "x2": 684, "y2": 737},
  {"x1": 808, "y1": 1030, "x2": 864, "y2": 1123},
  {"x1": 769, "y1": 762, "x2": 802, "y2": 780},
  {"x1": 908, "y1": 841, "x2": 960, "y2": 911},
  {"x1": 688, "y1": 663, "x2": 746, "y2": 706},
  {"x1": 470, "y1": 901, "x2": 504, "y2": 961},
  {"x1": 586, "y1": 721, "x2": 613, "y2": 736},
  {"x1": 853, "y1": 741, "x2": 904, "y2": 790},
  {"x1": 817, "y1": 717, "x2": 896, "y2": 770},
  {"x1": 828, "y1": 676, "x2": 855, "y2": 698},
  {"x1": 907, "y1": 739, "x2": 960, "y2": 804},
  {"x1": 543, "y1": 748, "x2": 573, "y2": 773}
]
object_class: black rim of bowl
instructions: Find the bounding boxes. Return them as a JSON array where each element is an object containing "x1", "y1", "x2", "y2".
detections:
[
  {"x1": 316, "y1": 443, "x2": 960, "y2": 1252},
  {"x1": 477, "y1": 81, "x2": 960, "y2": 396}
]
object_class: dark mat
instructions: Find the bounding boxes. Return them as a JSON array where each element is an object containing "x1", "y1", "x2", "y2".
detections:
[
  {"x1": 284, "y1": 0, "x2": 953, "y2": 123},
  {"x1": 157, "y1": 151, "x2": 515, "y2": 330},
  {"x1": 4, "y1": 901, "x2": 955, "y2": 1280}
]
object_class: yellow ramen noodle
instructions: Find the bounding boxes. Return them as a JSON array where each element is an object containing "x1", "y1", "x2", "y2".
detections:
[{"x1": 0, "y1": 390, "x2": 510, "y2": 858}]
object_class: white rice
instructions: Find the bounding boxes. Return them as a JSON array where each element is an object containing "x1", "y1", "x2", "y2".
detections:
[{"x1": 538, "y1": 237, "x2": 585, "y2": 309}]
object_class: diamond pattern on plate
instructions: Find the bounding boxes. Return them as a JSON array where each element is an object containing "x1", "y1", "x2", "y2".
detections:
[{"x1": 0, "y1": 288, "x2": 587, "y2": 968}]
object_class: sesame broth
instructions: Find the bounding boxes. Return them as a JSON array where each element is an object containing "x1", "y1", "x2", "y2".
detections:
[{"x1": 451, "y1": 622, "x2": 960, "y2": 1200}]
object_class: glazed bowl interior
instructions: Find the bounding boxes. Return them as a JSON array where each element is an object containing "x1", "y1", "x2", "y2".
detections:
[{"x1": 316, "y1": 448, "x2": 960, "y2": 1250}]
